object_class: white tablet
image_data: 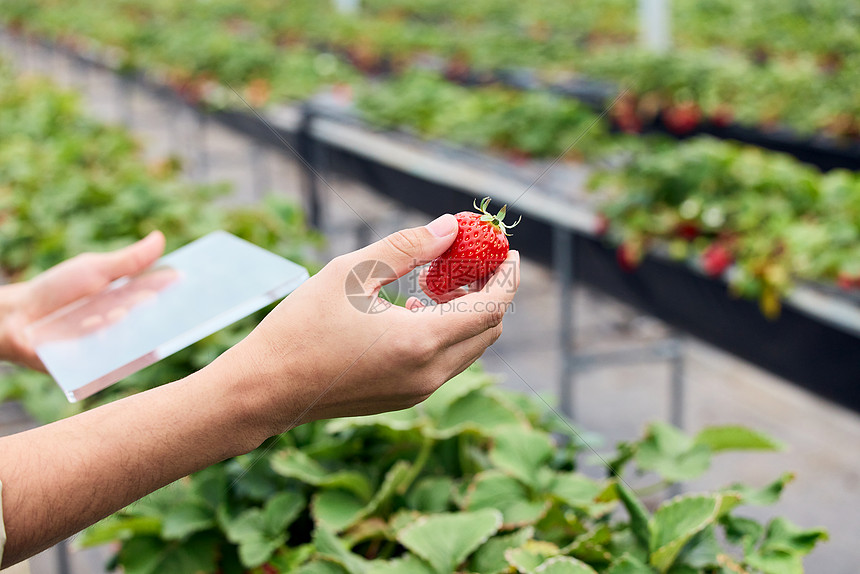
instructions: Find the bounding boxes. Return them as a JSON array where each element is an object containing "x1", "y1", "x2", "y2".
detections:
[{"x1": 26, "y1": 231, "x2": 309, "y2": 402}]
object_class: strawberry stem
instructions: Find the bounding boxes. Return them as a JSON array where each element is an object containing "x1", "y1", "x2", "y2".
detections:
[{"x1": 473, "y1": 196, "x2": 522, "y2": 236}]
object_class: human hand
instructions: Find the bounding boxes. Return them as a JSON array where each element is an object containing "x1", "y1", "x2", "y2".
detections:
[
  {"x1": 0, "y1": 231, "x2": 166, "y2": 371},
  {"x1": 211, "y1": 215, "x2": 519, "y2": 439}
]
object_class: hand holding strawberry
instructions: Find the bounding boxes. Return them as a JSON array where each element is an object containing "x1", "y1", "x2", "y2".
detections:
[{"x1": 422, "y1": 197, "x2": 521, "y2": 303}]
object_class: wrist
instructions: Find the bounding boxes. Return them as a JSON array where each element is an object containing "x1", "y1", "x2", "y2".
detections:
[{"x1": 191, "y1": 342, "x2": 302, "y2": 455}]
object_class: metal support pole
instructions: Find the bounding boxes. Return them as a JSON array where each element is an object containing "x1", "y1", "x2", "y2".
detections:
[
  {"x1": 118, "y1": 75, "x2": 134, "y2": 127},
  {"x1": 297, "y1": 106, "x2": 322, "y2": 229},
  {"x1": 639, "y1": 0, "x2": 672, "y2": 53},
  {"x1": 668, "y1": 333, "x2": 685, "y2": 430},
  {"x1": 193, "y1": 110, "x2": 209, "y2": 182},
  {"x1": 553, "y1": 227, "x2": 576, "y2": 420},
  {"x1": 249, "y1": 140, "x2": 271, "y2": 199},
  {"x1": 56, "y1": 538, "x2": 71, "y2": 574}
]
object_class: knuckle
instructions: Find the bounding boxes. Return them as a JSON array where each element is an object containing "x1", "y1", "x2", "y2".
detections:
[
  {"x1": 384, "y1": 230, "x2": 421, "y2": 260},
  {"x1": 484, "y1": 305, "x2": 506, "y2": 330}
]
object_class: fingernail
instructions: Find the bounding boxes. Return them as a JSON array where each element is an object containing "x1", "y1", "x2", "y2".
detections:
[{"x1": 425, "y1": 214, "x2": 457, "y2": 237}]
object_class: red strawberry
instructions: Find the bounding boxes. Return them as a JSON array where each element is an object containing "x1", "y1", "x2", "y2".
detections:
[
  {"x1": 595, "y1": 214, "x2": 610, "y2": 237},
  {"x1": 616, "y1": 242, "x2": 641, "y2": 273},
  {"x1": 675, "y1": 221, "x2": 700, "y2": 242},
  {"x1": 701, "y1": 244, "x2": 733, "y2": 277},
  {"x1": 424, "y1": 197, "x2": 520, "y2": 299},
  {"x1": 663, "y1": 102, "x2": 702, "y2": 135}
]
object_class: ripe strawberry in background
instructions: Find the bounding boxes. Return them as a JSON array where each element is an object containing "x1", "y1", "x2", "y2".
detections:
[
  {"x1": 701, "y1": 243, "x2": 734, "y2": 277},
  {"x1": 616, "y1": 242, "x2": 642, "y2": 273},
  {"x1": 424, "y1": 197, "x2": 520, "y2": 301},
  {"x1": 663, "y1": 101, "x2": 702, "y2": 135}
]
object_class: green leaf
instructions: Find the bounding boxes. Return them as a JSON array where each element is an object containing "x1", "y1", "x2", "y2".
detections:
[
  {"x1": 79, "y1": 515, "x2": 162, "y2": 547},
  {"x1": 721, "y1": 515, "x2": 765, "y2": 555},
  {"x1": 648, "y1": 494, "x2": 734, "y2": 573},
  {"x1": 725, "y1": 472, "x2": 795, "y2": 506},
  {"x1": 606, "y1": 553, "x2": 654, "y2": 574},
  {"x1": 757, "y1": 517, "x2": 828, "y2": 556},
  {"x1": 534, "y1": 556, "x2": 599, "y2": 574},
  {"x1": 430, "y1": 391, "x2": 524, "y2": 438},
  {"x1": 313, "y1": 490, "x2": 367, "y2": 532},
  {"x1": 293, "y1": 559, "x2": 351, "y2": 574},
  {"x1": 616, "y1": 481, "x2": 651, "y2": 550},
  {"x1": 314, "y1": 527, "x2": 369, "y2": 574},
  {"x1": 398, "y1": 509, "x2": 503, "y2": 574},
  {"x1": 221, "y1": 491, "x2": 304, "y2": 568},
  {"x1": 488, "y1": 426, "x2": 555, "y2": 489},
  {"x1": 671, "y1": 525, "x2": 722, "y2": 569},
  {"x1": 271, "y1": 448, "x2": 374, "y2": 501},
  {"x1": 635, "y1": 423, "x2": 712, "y2": 482},
  {"x1": 470, "y1": 527, "x2": 535, "y2": 574},
  {"x1": 694, "y1": 425, "x2": 784, "y2": 453},
  {"x1": 117, "y1": 532, "x2": 219, "y2": 574},
  {"x1": 504, "y1": 541, "x2": 561, "y2": 573},
  {"x1": 366, "y1": 554, "x2": 437, "y2": 574},
  {"x1": 422, "y1": 366, "x2": 494, "y2": 420},
  {"x1": 465, "y1": 471, "x2": 550, "y2": 528},
  {"x1": 549, "y1": 472, "x2": 604, "y2": 509},
  {"x1": 405, "y1": 476, "x2": 454, "y2": 513},
  {"x1": 161, "y1": 501, "x2": 215, "y2": 540},
  {"x1": 313, "y1": 461, "x2": 412, "y2": 532}
]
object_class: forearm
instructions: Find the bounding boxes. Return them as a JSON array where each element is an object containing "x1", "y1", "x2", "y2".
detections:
[{"x1": 0, "y1": 358, "x2": 269, "y2": 567}]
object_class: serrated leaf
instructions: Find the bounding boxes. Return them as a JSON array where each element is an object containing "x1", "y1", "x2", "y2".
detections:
[
  {"x1": 471, "y1": 527, "x2": 535, "y2": 574},
  {"x1": 672, "y1": 525, "x2": 722, "y2": 569},
  {"x1": 725, "y1": 472, "x2": 795, "y2": 506},
  {"x1": 398, "y1": 509, "x2": 502, "y2": 574},
  {"x1": 648, "y1": 494, "x2": 723, "y2": 573},
  {"x1": 430, "y1": 391, "x2": 524, "y2": 438},
  {"x1": 694, "y1": 425, "x2": 784, "y2": 453},
  {"x1": 79, "y1": 515, "x2": 162, "y2": 547},
  {"x1": 270, "y1": 448, "x2": 373, "y2": 500},
  {"x1": 117, "y1": 532, "x2": 219, "y2": 574},
  {"x1": 757, "y1": 517, "x2": 828, "y2": 556},
  {"x1": 313, "y1": 461, "x2": 412, "y2": 532},
  {"x1": 635, "y1": 423, "x2": 711, "y2": 482},
  {"x1": 314, "y1": 527, "x2": 369, "y2": 574},
  {"x1": 606, "y1": 553, "x2": 653, "y2": 574},
  {"x1": 616, "y1": 481, "x2": 651, "y2": 550},
  {"x1": 293, "y1": 558, "x2": 351, "y2": 574},
  {"x1": 313, "y1": 490, "x2": 367, "y2": 532},
  {"x1": 405, "y1": 476, "x2": 454, "y2": 513},
  {"x1": 465, "y1": 471, "x2": 550, "y2": 528},
  {"x1": 325, "y1": 408, "x2": 423, "y2": 434},
  {"x1": 535, "y1": 556, "x2": 599, "y2": 574},
  {"x1": 422, "y1": 367, "x2": 494, "y2": 420},
  {"x1": 488, "y1": 426, "x2": 555, "y2": 489},
  {"x1": 550, "y1": 472, "x2": 604, "y2": 508},
  {"x1": 560, "y1": 524, "x2": 613, "y2": 563},
  {"x1": 366, "y1": 553, "x2": 437, "y2": 574},
  {"x1": 221, "y1": 491, "x2": 303, "y2": 568},
  {"x1": 504, "y1": 541, "x2": 560, "y2": 573},
  {"x1": 161, "y1": 501, "x2": 215, "y2": 540}
]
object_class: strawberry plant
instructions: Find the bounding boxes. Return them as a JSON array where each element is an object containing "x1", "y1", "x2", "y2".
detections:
[
  {"x1": 79, "y1": 366, "x2": 827, "y2": 573},
  {"x1": 590, "y1": 136, "x2": 860, "y2": 316}
]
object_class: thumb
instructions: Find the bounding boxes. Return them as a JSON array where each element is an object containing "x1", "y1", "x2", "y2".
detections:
[{"x1": 349, "y1": 214, "x2": 459, "y2": 284}]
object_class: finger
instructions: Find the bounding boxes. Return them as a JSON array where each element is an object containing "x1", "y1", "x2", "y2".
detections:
[
  {"x1": 347, "y1": 214, "x2": 458, "y2": 289},
  {"x1": 422, "y1": 250, "x2": 519, "y2": 344},
  {"x1": 418, "y1": 267, "x2": 469, "y2": 303},
  {"x1": 96, "y1": 230, "x2": 166, "y2": 281},
  {"x1": 405, "y1": 297, "x2": 425, "y2": 311}
]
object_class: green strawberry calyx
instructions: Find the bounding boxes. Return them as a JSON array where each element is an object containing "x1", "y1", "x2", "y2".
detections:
[{"x1": 474, "y1": 196, "x2": 522, "y2": 237}]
